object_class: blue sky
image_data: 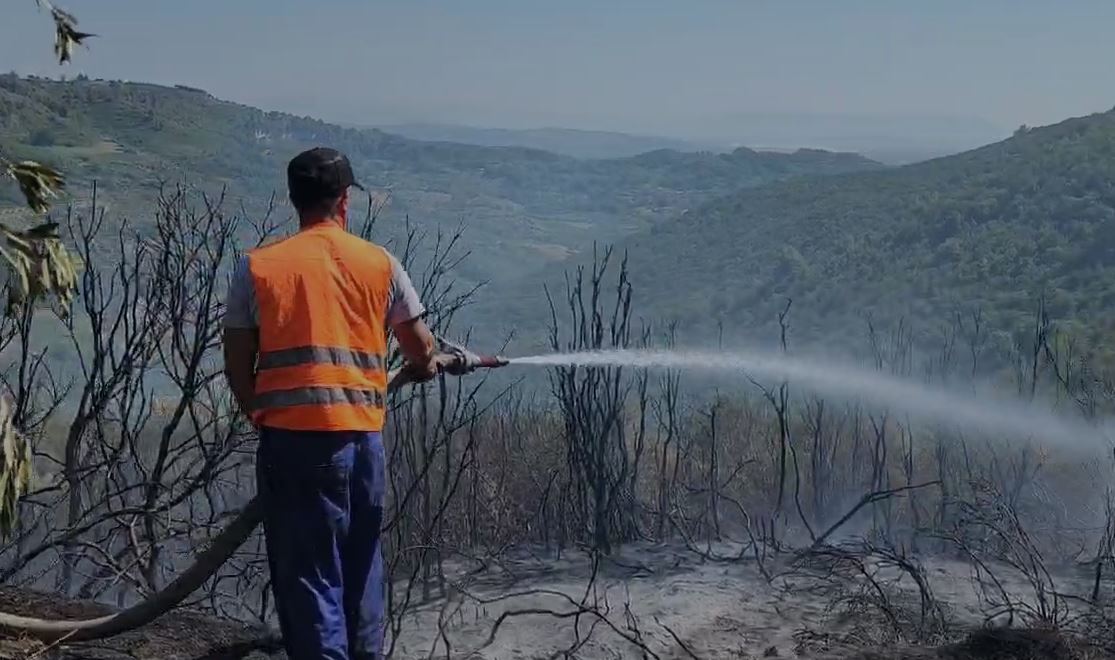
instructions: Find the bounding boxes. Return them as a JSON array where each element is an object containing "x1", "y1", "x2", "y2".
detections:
[{"x1": 3, "y1": 1, "x2": 1115, "y2": 139}]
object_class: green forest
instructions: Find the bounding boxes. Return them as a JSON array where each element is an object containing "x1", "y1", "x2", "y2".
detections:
[
  {"x1": 472, "y1": 107, "x2": 1115, "y2": 367},
  {"x1": 622, "y1": 111, "x2": 1115, "y2": 353}
]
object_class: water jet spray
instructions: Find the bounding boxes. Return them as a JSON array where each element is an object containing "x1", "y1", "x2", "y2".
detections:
[{"x1": 504, "y1": 348, "x2": 1114, "y2": 453}]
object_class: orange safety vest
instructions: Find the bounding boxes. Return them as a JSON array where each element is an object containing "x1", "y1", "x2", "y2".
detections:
[{"x1": 248, "y1": 223, "x2": 392, "y2": 431}]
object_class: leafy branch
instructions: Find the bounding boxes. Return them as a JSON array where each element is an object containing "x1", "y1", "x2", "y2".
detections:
[
  {"x1": 0, "y1": 1, "x2": 95, "y2": 538},
  {"x1": 2, "y1": 159, "x2": 65, "y2": 215}
]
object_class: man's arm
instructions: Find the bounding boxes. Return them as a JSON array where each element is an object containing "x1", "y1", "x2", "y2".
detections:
[
  {"x1": 223, "y1": 328, "x2": 259, "y2": 414},
  {"x1": 222, "y1": 256, "x2": 260, "y2": 419},
  {"x1": 393, "y1": 317, "x2": 437, "y2": 382},
  {"x1": 386, "y1": 251, "x2": 436, "y2": 382}
]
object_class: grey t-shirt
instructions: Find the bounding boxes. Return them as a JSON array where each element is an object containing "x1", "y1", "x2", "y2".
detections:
[{"x1": 223, "y1": 250, "x2": 426, "y2": 330}]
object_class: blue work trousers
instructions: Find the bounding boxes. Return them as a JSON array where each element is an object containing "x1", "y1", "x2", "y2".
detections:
[{"x1": 257, "y1": 428, "x2": 387, "y2": 660}]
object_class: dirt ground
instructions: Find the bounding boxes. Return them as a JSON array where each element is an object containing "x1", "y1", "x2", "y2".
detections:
[
  {"x1": 0, "y1": 587, "x2": 281, "y2": 660},
  {"x1": 387, "y1": 542, "x2": 1110, "y2": 659},
  {"x1": 0, "y1": 543, "x2": 1111, "y2": 659}
]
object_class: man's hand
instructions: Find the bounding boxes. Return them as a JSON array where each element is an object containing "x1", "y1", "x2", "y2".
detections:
[
  {"x1": 438, "y1": 339, "x2": 476, "y2": 376},
  {"x1": 401, "y1": 357, "x2": 439, "y2": 384}
]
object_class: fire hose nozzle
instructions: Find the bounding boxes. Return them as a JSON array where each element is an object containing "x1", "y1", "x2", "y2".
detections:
[
  {"x1": 434, "y1": 336, "x2": 508, "y2": 375},
  {"x1": 389, "y1": 342, "x2": 507, "y2": 390},
  {"x1": 476, "y1": 355, "x2": 509, "y2": 369}
]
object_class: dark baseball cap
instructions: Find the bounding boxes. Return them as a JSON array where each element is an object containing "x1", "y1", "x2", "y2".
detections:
[{"x1": 287, "y1": 147, "x2": 365, "y2": 209}]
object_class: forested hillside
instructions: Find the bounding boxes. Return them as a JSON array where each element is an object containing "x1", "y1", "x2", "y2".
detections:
[
  {"x1": 476, "y1": 108, "x2": 1115, "y2": 361},
  {"x1": 621, "y1": 109, "x2": 1115, "y2": 352},
  {"x1": 9, "y1": 75, "x2": 1115, "y2": 364},
  {"x1": 0, "y1": 75, "x2": 880, "y2": 289}
]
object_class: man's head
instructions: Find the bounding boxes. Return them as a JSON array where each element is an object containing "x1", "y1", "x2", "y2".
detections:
[{"x1": 287, "y1": 147, "x2": 364, "y2": 226}]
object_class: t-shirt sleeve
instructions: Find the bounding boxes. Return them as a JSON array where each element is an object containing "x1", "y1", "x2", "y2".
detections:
[
  {"x1": 223, "y1": 255, "x2": 259, "y2": 329},
  {"x1": 385, "y1": 251, "x2": 426, "y2": 327}
]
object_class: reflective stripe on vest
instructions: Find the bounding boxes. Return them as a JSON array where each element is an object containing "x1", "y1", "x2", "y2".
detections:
[
  {"x1": 254, "y1": 386, "x2": 384, "y2": 410},
  {"x1": 257, "y1": 345, "x2": 385, "y2": 372},
  {"x1": 248, "y1": 224, "x2": 392, "y2": 432}
]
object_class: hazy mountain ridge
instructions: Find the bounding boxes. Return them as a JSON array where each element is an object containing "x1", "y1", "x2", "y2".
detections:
[
  {"x1": 372, "y1": 122, "x2": 719, "y2": 159},
  {"x1": 376, "y1": 113, "x2": 1007, "y2": 165},
  {"x1": 689, "y1": 111, "x2": 1010, "y2": 165}
]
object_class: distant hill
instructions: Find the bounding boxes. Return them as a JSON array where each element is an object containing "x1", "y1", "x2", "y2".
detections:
[
  {"x1": 479, "y1": 111, "x2": 1115, "y2": 360},
  {"x1": 0, "y1": 74, "x2": 882, "y2": 295},
  {"x1": 375, "y1": 123, "x2": 722, "y2": 159},
  {"x1": 379, "y1": 113, "x2": 1008, "y2": 165},
  {"x1": 688, "y1": 112, "x2": 1009, "y2": 165},
  {"x1": 377, "y1": 115, "x2": 1005, "y2": 165}
]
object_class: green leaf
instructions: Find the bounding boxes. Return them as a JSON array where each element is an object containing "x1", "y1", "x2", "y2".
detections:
[
  {"x1": 6, "y1": 160, "x2": 65, "y2": 215},
  {"x1": 0, "y1": 397, "x2": 30, "y2": 540}
]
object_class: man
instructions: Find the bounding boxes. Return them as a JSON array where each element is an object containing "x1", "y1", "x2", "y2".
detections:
[{"x1": 222, "y1": 147, "x2": 437, "y2": 659}]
